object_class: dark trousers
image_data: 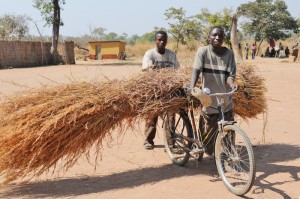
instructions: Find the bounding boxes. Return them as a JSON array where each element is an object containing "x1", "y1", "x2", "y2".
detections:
[
  {"x1": 144, "y1": 116, "x2": 158, "y2": 144},
  {"x1": 144, "y1": 114, "x2": 175, "y2": 145},
  {"x1": 251, "y1": 50, "x2": 256, "y2": 59},
  {"x1": 199, "y1": 110, "x2": 234, "y2": 154}
]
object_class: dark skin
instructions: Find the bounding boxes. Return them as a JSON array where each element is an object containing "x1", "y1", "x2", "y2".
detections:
[
  {"x1": 190, "y1": 27, "x2": 237, "y2": 90},
  {"x1": 149, "y1": 33, "x2": 168, "y2": 69}
]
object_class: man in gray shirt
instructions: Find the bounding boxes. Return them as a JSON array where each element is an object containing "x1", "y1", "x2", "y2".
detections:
[
  {"x1": 190, "y1": 26, "x2": 237, "y2": 155},
  {"x1": 142, "y1": 30, "x2": 179, "y2": 150}
]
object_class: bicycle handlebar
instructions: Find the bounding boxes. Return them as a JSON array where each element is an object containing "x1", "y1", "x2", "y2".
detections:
[{"x1": 208, "y1": 87, "x2": 237, "y2": 97}]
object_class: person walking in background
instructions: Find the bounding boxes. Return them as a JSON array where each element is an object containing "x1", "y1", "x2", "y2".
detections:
[
  {"x1": 141, "y1": 30, "x2": 180, "y2": 150},
  {"x1": 244, "y1": 43, "x2": 249, "y2": 59},
  {"x1": 251, "y1": 43, "x2": 257, "y2": 59},
  {"x1": 189, "y1": 26, "x2": 237, "y2": 156},
  {"x1": 269, "y1": 38, "x2": 275, "y2": 48},
  {"x1": 278, "y1": 42, "x2": 284, "y2": 58}
]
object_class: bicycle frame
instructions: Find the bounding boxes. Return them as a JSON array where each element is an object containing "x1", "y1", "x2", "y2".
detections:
[
  {"x1": 185, "y1": 88, "x2": 237, "y2": 157},
  {"x1": 163, "y1": 87, "x2": 256, "y2": 196}
]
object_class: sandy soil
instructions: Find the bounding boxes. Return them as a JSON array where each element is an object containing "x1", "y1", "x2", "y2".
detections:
[{"x1": 0, "y1": 57, "x2": 299, "y2": 199}]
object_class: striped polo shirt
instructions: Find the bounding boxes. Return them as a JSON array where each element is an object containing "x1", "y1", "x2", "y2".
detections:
[{"x1": 193, "y1": 45, "x2": 236, "y2": 114}]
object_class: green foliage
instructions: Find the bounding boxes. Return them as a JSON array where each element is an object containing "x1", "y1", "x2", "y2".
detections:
[
  {"x1": 102, "y1": 32, "x2": 118, "y2": 41},
  {"x1": 117, "y1": 33, "x2": 128, "y2": 42},
  {"x1": 0, "y1": 14, "x2": 31, "y2": 40},
  {"x1": 237, "y1": 0, "x2": 299, "y2": 41},
  {"x1": 33, "y1": 0, "x2": 65, "y2": 27},
  {"x1": 127, "y1": 34, "x2": 140, "y2": 45},
  {"x1": 196, "y1": 8, "x2": 234, "y2": 46},
  {"x1": 90, "y1": 26, "x2": 107, "y2": 40},
  {"x1": 164, "y1": 7, "x2": 202, "y2": 51}
]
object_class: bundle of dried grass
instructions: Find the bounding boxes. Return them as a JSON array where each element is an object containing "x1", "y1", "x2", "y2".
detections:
[
  {"x1": 0, "y1": 63, "x2": 267, "y2": 186},
  {"x1": 234, "y1": 63, "x2": 268, "y2": 120}
]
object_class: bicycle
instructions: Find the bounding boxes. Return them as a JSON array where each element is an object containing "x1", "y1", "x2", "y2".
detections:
[{"x1": 162, "y1": 87, "x2": 256, "y2": 196}]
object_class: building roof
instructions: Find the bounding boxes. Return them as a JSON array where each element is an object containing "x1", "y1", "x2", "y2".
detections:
[{"x1": 88, "y1": 40, "x2": 125, "y2": 44}]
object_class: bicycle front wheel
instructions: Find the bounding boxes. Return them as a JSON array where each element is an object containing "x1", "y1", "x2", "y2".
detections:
[
  {"x1": 163, "y1": 110, "x2": 193, "y2": 166},
  {"x1": 214, "y1": 124, "x2": 256, "y2": 196}
]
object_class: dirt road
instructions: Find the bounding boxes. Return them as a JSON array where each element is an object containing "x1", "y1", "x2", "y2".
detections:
[{"x1": 0, "y1": 57, "x2": 299, "y2": 199}]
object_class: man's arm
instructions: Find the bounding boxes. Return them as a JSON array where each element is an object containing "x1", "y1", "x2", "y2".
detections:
[
  {"x1": 190, "y1": 68, "x2": 200, "y2": 89},
  {"x1": 142, "y1": 50, "x2": 157, "y2": 71},
  {"x1": 226, "y1": 77, "x2": 237, "y2": 90},
  {"x1": 226, "y1": 52, "x2": 237, "y2": 90}
]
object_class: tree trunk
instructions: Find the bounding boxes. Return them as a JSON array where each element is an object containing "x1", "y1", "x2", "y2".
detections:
[
  {"x1": 256, "y1": 39, "x2": 264, "y2": 56},
  {"x1": 51, "y1": 0, "x2": 60, "y2": 65},
  {"x1": 230, "y1": 14, "x2": 243, "y2": 64}
]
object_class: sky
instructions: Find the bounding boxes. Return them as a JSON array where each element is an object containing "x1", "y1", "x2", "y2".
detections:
[{"x1": 0, "y1": 0, "x2": 299, "y2": 37}]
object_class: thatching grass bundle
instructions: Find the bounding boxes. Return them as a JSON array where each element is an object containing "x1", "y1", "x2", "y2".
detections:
[
  {"x1": 234, "y1": 63, "x2": 268, "y2": 120},
  {"x1": 0, "y1": 63, "x2": 267, "y2": 186}
]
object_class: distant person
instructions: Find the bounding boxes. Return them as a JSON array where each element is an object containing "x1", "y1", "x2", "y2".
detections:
[
  {"x1": 269, "y1": 38, "x2": 275, "y2": 48},
  {"x1": 291, "y1": 46, "x2": 299, "y2": 61},
  {"x1": 270, "y1": 47, "x2": 276, "y2": 57},
  {"x1": 244, "y1": 43, "x2": 249, "y2": 59},
  {"x1": 264, "y1": 47, "x2": 270, "y2": 57},
  {"x1": 251, "y1": 43, "x2": 256, "y2": 59},
  {"x1": 278, "y1": 42, "x2": 284, "y2": 58},
  {"x1": 274, "y1": 45, "x2": 280, "y2": 57},
  {"x1": 285, "y1": 46, "x2": 290, "y2": 58},
  {"x1": 141, "y1": 30, "x2": 180, "y2": 150}
]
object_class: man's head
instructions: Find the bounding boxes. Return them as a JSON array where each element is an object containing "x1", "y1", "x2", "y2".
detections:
[
  {"x1": 155, "y1": 30, "x2": 168, "y2": 53},
  {"x1": 208, "y1": 26, "x2": 225, "y2": 48}
]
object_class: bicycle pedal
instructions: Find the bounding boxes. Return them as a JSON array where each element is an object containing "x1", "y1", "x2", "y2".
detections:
[{"x1": 189, "y1": 148, "x2": 204, "y2": 156}]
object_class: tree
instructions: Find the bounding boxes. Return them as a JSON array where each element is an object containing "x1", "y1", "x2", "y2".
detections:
[
  {"x1": 33, "y1": 0, "x2": 65, "y2": 64},
  {"x1": 127, "y1": 34, "x2": 140, "y2": 45},
  {"x1": 196, "y1": 8, "x2": 234, "y2": 47},
  {"x1": 102, "y1": 32, "x2": 118, "y2": 41},
  {"x1": 0, "y1": 14, "x2": 31, "y2": 40},
  {"x1": 89, "y1": 26, "x2": 107, "y2": 40},
  {"x1": 117, "y1": 33, "x2": 128, "y2": 42},
  {"x1": 164, "y1": 7, "x2": 202, "y2": 52},
  {"x1": 237, "y1": 0, "x2": 299, "y2": 55},
  {"x1": 138, "y1": 32, "x2": 156, "y2": 43}
]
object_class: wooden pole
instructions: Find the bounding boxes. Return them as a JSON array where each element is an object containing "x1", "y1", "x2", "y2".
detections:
[{"x1": 230, "y1": 13, "x2": 243, "y2": 64}]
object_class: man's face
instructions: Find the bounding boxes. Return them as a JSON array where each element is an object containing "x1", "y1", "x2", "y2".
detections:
[
  {"x1": 155, "y1": 34, "x2": 167, "y2": 50},
  {"x1": 209, "y1": 28, "x2": 224, "y2": 48}
]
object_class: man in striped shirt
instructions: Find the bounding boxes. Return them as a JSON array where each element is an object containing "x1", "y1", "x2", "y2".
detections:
[{"x1": 190, "y1": 26, "x2": 237, "y2": 156}]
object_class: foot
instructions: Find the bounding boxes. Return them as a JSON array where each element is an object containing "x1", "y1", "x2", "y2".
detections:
[{"x1": 144, "y1": 140, "x2": 154, "y2": 150}]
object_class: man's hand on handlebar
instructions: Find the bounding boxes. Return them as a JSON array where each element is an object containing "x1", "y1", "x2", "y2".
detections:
[{"x1": 229, "y1": 83, "x2": 238, "y2": 91}]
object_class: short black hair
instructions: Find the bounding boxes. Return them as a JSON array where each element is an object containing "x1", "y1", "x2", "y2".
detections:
[
  {"x1": 155, "y1": 30, "x2": 168, "y2": 38},
  {"x1": 209, "y1": 26, "x2": 225, "y2": 36}
]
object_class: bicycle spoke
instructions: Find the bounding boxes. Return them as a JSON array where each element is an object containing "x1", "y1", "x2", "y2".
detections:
[{"x1": 215, "y1": 126, "x2": 255, "y2": 195}]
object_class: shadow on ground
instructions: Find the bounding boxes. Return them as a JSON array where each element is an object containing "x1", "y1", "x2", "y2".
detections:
[
  {"x1": 251, "y1": 143, "x2": 300, "y2": 198},
  {"x1": 1, "y1": 143, "x2": 299, "y2": 198}
]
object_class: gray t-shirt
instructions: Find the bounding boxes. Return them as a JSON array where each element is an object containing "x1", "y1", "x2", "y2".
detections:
[
  {"x1": 142, "y1": 48, "x2": 180, "y2": 70},
  {"x1": 193, "y1": 45, "x2": 236, "y2": 114}
]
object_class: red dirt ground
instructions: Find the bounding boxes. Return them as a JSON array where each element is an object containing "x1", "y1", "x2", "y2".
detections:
[{"x1": 0, "y1": 57, "x2": 299, "y2": 199}]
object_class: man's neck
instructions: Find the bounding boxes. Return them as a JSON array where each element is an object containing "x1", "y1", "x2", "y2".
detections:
[
  {"x1": 156, "y1": 48, "x2": 165, "y2": 54},
  {"x1": 210, "y1": 44, "x2": 225, "y2": 56}
]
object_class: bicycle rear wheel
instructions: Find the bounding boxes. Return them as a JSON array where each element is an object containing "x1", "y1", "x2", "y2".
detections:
[
  {"x1": 163, "y1": 110, "x2": 193, "y2": 166},
  {"x1": 214, "y1": 125, "x2": 256, "y2": 196}
]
